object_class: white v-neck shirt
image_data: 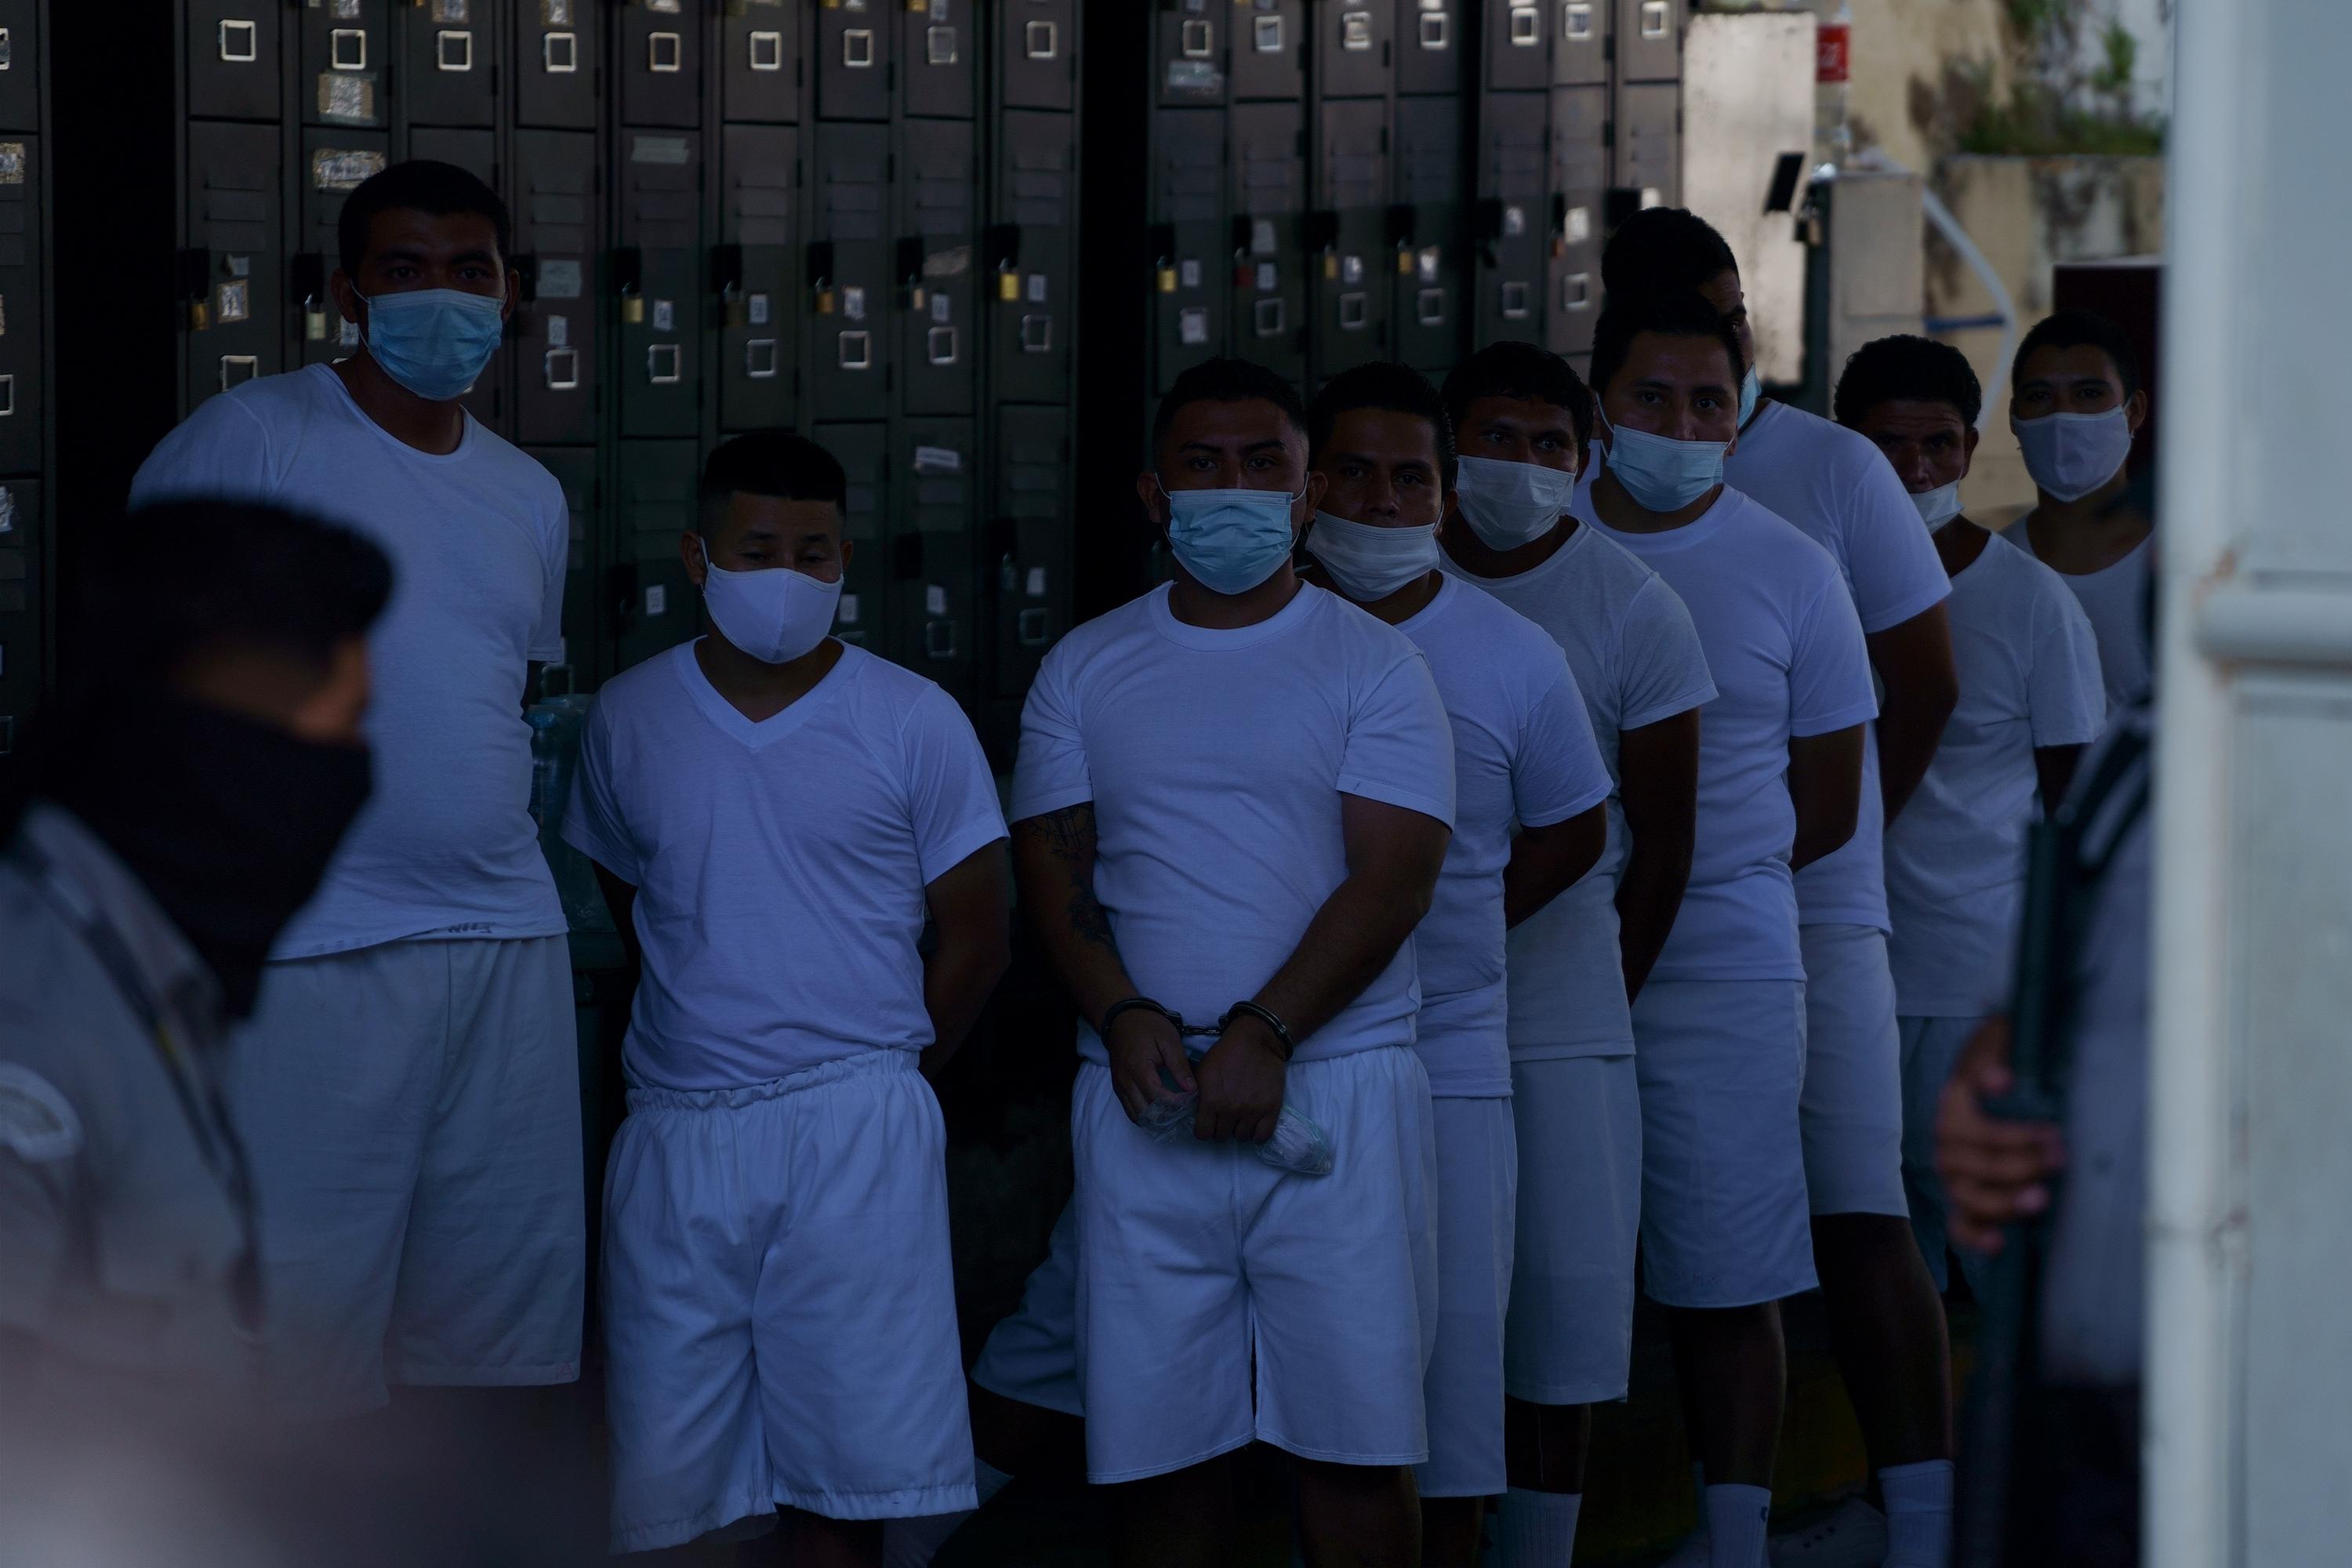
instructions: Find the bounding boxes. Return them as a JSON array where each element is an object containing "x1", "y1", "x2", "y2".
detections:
[{"x1": 562, "y1": 640, "x2": 1007, "y2": 1091}]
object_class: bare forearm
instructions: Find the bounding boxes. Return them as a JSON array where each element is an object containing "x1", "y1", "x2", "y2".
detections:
[
  {"x1": 1504, "y1": 810, "x2": 1605, "y2": 929},
  {"x1": 920, "y1": 933, "x2": 1010, "y2": 1077},
  {"x1": 1877, "y1": 697, "x2": 1952, "y2": 825},
  {"x1": 1252, "y1": 873, "x2": 1430, "y2": 1045},
  {"x1": 1012, "y1": 811, "x2": 1142, "y2": 1028},
  {"x1": 1868, "y1": 611, "x2": 1959, "y2": 826},
  {"x1": 1613, "y1": 837, "x2": 1691, "y2": 1003}
]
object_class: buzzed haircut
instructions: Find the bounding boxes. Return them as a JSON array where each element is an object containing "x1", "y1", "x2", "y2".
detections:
[
  {"x1": 2012, "y1": 307, "x2": 2143, "y2": 401},
  {"x1": 1834, "y1": 334, "x2": 1985, "y2": 429},
  {"x1": 338, "y1": 159, "x2": 514, "y2": 279},
  {"x1": 1307, "y1": 361, "x2": 1456, "y2": 478},
  {"x1": 1600, "y1": 207, "x2": 1740, "y2": 303},
  {"x1": 1152, "y1": 356, "x2": 1310, "y2": 456},
  {"x1": 1439, "y1": 341, "x2": 1595, "y2": 461},
  {"x1": 1588, "y1": 289, "x2": 1748, "y2": 404},
  {"x1": 699, "y1": 430, "x2": 848, "y2": 534}
]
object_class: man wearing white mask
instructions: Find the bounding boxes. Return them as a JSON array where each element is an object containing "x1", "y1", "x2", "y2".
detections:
[
  {"x1": 129, "y1": 161, "x2": 586, "y2": 1421},
  {"x1": 1576, "y1": 292, "x2": 1876, "y2": 1568},
  {"x1": 1433, "y1": 341, "x2": 1715, "y2": 1567},
  {"x1": 564, "y1": 430, "x2": 1011, "y2": 1562},
  {"x1": 1300, "y1": 361, "x2": 1613, "y2": 1568},
  {"x1": 2000, "y1": 309, "x2": 2153, "y2": 714},
  {"x1": 1013, "y1": 357, "x2": 1454, "y2": 1568}
]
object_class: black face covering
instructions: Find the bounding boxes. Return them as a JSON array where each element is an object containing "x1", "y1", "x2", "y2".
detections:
[{"x1": 38, "y1": 694, "x2": 374, "y2": 1018}]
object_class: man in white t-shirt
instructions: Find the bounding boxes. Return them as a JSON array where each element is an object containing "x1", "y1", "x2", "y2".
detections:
[
  {"x1": 1012, "y1": 358, "x2": 1454, "y2": 1568},
  {"x1": 128, "y1": 162, "x2": 584, "y2": 1419},
  {"x1": 1432, "y1": 340, "x2": 1717, "y2": 1568},
  {"x1": 563, "y1": 431, "x2": 1011, "y2": 1561},
  {"x1": 1577, "y1": 293, "x2": 1878, "y2": 1568},
  {"x1": 1835, "y1": 336, "x2": 2105, "y2": 1308},
  {"x1": 1297, "y1": 362, "x2": 1613, "y2": 1568},
  {"x1": 1604, "y1": 210, "x2": 1963, "y2": 1566},
  {"x1": 1998, "y1": 309, "x2": 2154, "y2": 715}
]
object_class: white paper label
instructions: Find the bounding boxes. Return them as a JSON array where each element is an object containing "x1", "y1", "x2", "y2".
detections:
[
  {"x1": 843, "y1": 285, "x2": 867, "y2": 321},
  {"x1": 1255, "y1": 262, "x2": 1278, "y2": 292},
  {"x1": 926, "y1": 586, "x2": 949, "y2": 616},
  {"x1": 652, "y1": 299, "x2": 675, "y2": 332},
  {"x1": 1026, "y1": 567, "x2": 1047, "y2": 598},
  {"x1": 837, "y1": 593, "x2": 861, "y2": 626},
  {"x1": 644, "y1": 585, "x2": 668, "y2": 616},
  {"x1": 913, "y1": 445, "x2": 963, "y2": 474},
  {"x1": 749, "y1": 292, "x2": 771, "y2": 325},
  {"x1": 1179, "y1": 258, "x2": 1202, "y2": 289},
  {"x1": 1026, "y1": 274, "x2": 1047, "y2": 303},
  {"x1": 546, "y1": 314, "x2": 570, "y2": 347},
  {"x1": 930, "y1": 292, "x2": 952, "y2": 323}
]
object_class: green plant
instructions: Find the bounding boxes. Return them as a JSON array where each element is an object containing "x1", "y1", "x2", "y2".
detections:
[{"x1": 1962, "y1": 2, "x2": 2163, "y2": 155}]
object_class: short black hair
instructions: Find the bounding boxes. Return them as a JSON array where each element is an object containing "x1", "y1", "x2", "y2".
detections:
[
  {"x1": 338, "y1": 159, "x2": 514, "y2": 280},
  {"x1": 1308, "y1": 361, "x2": 1455, "y2": 478},
  {"x1": 2013, "y1": 307, "x2": 2143, "y2": 401},
  {"x1": 1589, "y1": 289, "x2": 1748, "y2": 405},
  {"x1": 1601, "y1": 207, "x2": 1740, "y2": 303},
  {"x1": 699, "y1": 430, "x2": 848, "y2": 533},
  {"x1": 1834, "y1": 334, "x2": 1984, "y2": 429},
  {"x1": 1439, "y1": 341, "x2": 1595, "y2": 463},
  {"x1": 1152, "y1": 357, "x2": 1310, "y2": 458}
]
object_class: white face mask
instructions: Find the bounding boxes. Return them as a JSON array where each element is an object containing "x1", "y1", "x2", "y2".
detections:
[
  {"x1": 2013, "y1": 405, "x2": 2134, "y2": 502},
  {"x1": 1911, "y1": 480, "x2": 1964, "y2": 531},
  {"x1": 1450, "y1": 455, "x2": 1578, "y2": 550},
  {"x1": 1306, "y1": 511, "x2": 1440, "y2": 602},
  {"x1": 699, "y1": 539, "x2": 843, "y2": 664}
]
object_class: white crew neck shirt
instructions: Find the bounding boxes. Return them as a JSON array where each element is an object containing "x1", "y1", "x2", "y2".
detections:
[
  {"x1": 1011, "y1": 582, "x2": 1457, "y2": 1065},
  {"x1": 562, "y1": 641, "x2": 1007, "y2": 1091},
  {"x1": 1581, "y1": 485, "x2": 1878, "y2": 982},
  {"x1": 2002, "y1": 517, "x2": 2151, "y2": 716},
  {"x1": 129, "y1": 365, "x2": 570, "y2": 957},
  {"x1": 1440, "y1": 520, "x2": 1717, "y2": 1056},
  {"x1": 1386, "y1": 576, "x2": 1613, "y2": 1095},
  {"x1": 1885, "y1": 530, "x2": 2106, "y2": 1016}
]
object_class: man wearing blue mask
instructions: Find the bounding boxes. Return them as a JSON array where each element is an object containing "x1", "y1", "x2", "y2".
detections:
[
  {"x1": 128, "y1": 161, "x2": 583, "y2": 1424},
  {"x1": 1576, "y1": 292, "x2": 1877, "y2": 1568},
  {"x1": 1999, "y1": 309, "x2": 2152, "y2": 715},
  {"x1": 1010, "y1": 357, "x2": 1455, "y2": 1568}
]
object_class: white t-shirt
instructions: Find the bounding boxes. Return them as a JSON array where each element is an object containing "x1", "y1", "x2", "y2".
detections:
[
  {"x1": 1583, "y1": 487, "x2": 1878, "y2": 982},
  {"x1": 1722, "y1": 398, "x2": 1952, "y2": 932},
  {"x1": 129, "y1": 365, "x2": 569, "y2": 957},
  {"x1": 1440, "y1": 522, "x2": 1717, "y2": 1057},
  {"x1": 561, "y1": 641, "x2": 1007, "y2": 1091},
  {"x1": 1011, "y1": 583, "x2": 1457, "y2": 1065},
  {"x1": 1886, "y1": 532, "x2": 2105, "y2": 1017},
  {"x1": 1392, "y1": 577, "x2": 1613, "y2": 1096},
  {"x1": 2003, "y1": 519, "x2": 2151, "y2": 716}
]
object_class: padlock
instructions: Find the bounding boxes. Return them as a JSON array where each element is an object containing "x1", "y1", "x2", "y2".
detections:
[
  {"x1": 619, "y1": 284, "x2": 645, "y2": 325},
  {"x1": 996, "y1": 268, "x2": 1020, "y2": 303},
  {"x1": 189, "y1": 301, "x2": 213, "y2": 332},
  {"x1": 1156, "y1": 263, "x2": 1178, "y2": 294},
  {"x1": 722, "y1": 282, "x2": 749, "y2": 329},
  {"x1": 1396, "y1": 246, "x2": 1415, "y2": 276},
  {"x1": 304, "y1": 296, "x2": 330, "y2": 340},
  {"x1": 910, "y1": 285, "x2": 927, "y2": 312},
  {"x1": 815, "y1": 285, "x2": 837, "y2": 314},
  {"x1": 1323, "y1": 252, "x2": 1339, "y2": 281}
]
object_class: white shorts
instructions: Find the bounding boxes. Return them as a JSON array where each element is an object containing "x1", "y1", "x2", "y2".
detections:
[
  {"x1": 1630, "y1": 978, "x2": 1817, "y2": 1308},
  {"x1": 1417, "y1": 1094, "x2": 1516, "y2": 1499},
  {"x1": 1897, "y1": 1014, "x2": 1988, "y2": 1294},
  {"x1": 1503, "y1": 1054, "x2": 1641, "y2": 1404},
  {"x1": 227, "y1": 935, "x2": 584, "y2": 1417},
  {"x1": 1072, "y1": 1046, "x2": 1438, "y2": 1483},
  {"x1": 602, "y1": 1052, "x2": 974, "y2": 1553},
  {"x1": 969, "y1": 1200, "x2": 1084, "y2": 1417},
  {"x1": 1797, "y1": 924, "x2": 1909, "y2": 1217}
]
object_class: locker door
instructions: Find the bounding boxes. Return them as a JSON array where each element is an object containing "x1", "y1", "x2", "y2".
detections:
[
  {"x1": 1614, "y1": 82, "x2": 1679, "y2": 209},
  {"x1": 718, "y1": 125, "x2": 800, "y2": 433},
  {"x1": 721, "y1": 0, "x2": 800, "y2": 125},
  {"x1": 1547, "y1": 84, "x2": 1605, "y2": 353},
  {"x1": 1156, "y1": 0, "x2": 1225, "y2": 109},
  {"x1": 401, "y1": 0, "x2": 498, "y2": 129},
  {"x1": 815, "y1": 0, "x2": 891, "y2": 122},
  {"x1": 989, "y1": 405, "x2": 1069, "y2": 700},
  {"x1": 1553, "y1": 0, "x2": 1606, "y2": 85},
  {"x1": 1613, "y1": 0, "x2": 1679, "y2": 83},
  {"x1": 187, "y1": 1, "x2": 281, "y2": 122},
  {"x1": 1395, "y1": 0, "x2": 1463, "y2": 97},
  {"x1": 620, "y1": 0, "x2": 701, "y2": 129},
  {"x1": 1483, "y1": 0, "x2": 1547, "y2": 93},
  {"x1": 901, "y1": 0, "x2": 974, "y2": 121},
  {"x1": 988, "y1": 110, "x2": 1074, "y2": 407},
  {"x1": 805, "y1": 123, "x2": 891, "y2": 424},
  {"x1": 0, "y1": 0, "x2": 41, "y2": 132},
  {"x1": 517, "y1": 0, "x2": 601, "y2": 130},
  {"x1": 294, "y1": 132, "x2": 390, "y2": 372},
  {"x1": 526, "y1": 446, "x2": 602, "y2": 687},
  {"x1": 183, "y1": 122, "x2": 283, "y2": 416},
  {"x1": 997, "y1": 0, "x2": 1075, "y2": 113},
  {"x1": 891, "y1": 419, "x2": 977, "y2": 706},
  {"x1": 1312, "y1": 99, "x2": 1389, "y2": 382},
  {"x1": 1474, "y1": 92, "x2": 1546, "y2": 348},
  {"x1": 898, "y1": 119, "x2": 975, "y2": 417},
  {"x1": 514, "y1": 129, "x2": 601, "y2": 446},
  {"x1": 1389, "y1": 95, "x2": 1464, "y2": 372},
  {"x1": 1229, "y1": 0, "x2": 1305, "y2": 103},
  {"x1": 301, "y1": 0, "x2": 387, "y2": 130},
  {"x1": 0, "y1": 479, "x2": 41, "y2": 756},
  {"x1": 616, "y1": 130, "x2": 703, "y2": 440},
  {"x1": 1229, "y1": 100, "x2": 1306, "y2": 384},
  {"x1": 0, "y1": 139, "x2": 38, "y2": 474},
  {"x1": 1150, "y1": 108, "x2": 1226, "y2": 394},
  {"x1": 1319, "y1": 2, "x2": 1393, "y2": 100},
  {"x1": 612, "y1": 440, "x2": 700, "y2": 674},
  {"x1": 816, "y1": 421, "x2": 889, "y2": 652},
  {"x1": 405, "y1": 127, "x2": 509, "y2": 436}
]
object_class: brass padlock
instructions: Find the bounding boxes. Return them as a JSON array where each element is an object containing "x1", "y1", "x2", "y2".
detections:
[
  {"x1": 1323, "y1": 252, "x2": 1339, "y2": 281},
  {"x1": 1156, "y1": 263, "x2": 1178, "y2": 294},
  {"x1": 909, "y1": 285, "x2": 927, "y2": 312},
  {"x1": 815, "y1": 287, "x2": 837, "y2": 314},
  {"x1": 189, "y1": 300, "x2": 213, "y2": 332},
  {"x1": 1396, "y1": 247, "x2": 1415, "y2": 276},
  {"x1": 996, "y1": 269, "x2": 1020, "y2": 303},
  {"x1": 304, "y1": 296, "x2": 330, "y2": 341},
  {"x1": 620, "y1": 285, "x2": 645, "y2": 325}
]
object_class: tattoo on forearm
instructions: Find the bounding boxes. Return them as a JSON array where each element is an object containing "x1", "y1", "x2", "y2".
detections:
[{"x1": 1018, "y1": 805, "x2": 1117, "y2": 949}]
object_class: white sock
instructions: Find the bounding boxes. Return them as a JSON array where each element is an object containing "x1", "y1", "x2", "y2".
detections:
[
  {"x1": 880, "y1": 1458, "x2": 1014, "y2": 1568},
  {"x1": 1704, "y1": 1483, "x2": 1771, "y2": 1568},
  {"x1": 1495, "y1": 1488, "x2": 1583, "y2": 1565},
  {"x1": 1877, "y1": 1459, "x2": 1954, "y2": 1568}
]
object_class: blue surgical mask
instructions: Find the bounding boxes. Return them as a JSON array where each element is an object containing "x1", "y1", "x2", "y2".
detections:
[
  {"x1": 1603, "y1": 423, "x2": 1730, "y2": 514},
  {"x1": 1307, "y1": 511, "x2": 1439, "y2": 601},
  {"x1": 1450, "y1": 455, "x2": 1577, "y2": 550},
  {"x1": 360, "y1": 287, "x2": 507, "y2": 401},
  {"x1": 2013, "y1": 406, "x2": 2132, "y2": 502},
  {"x1": 1159, "y1": 481, "x2": 1302, "y2": 596},
  {"x1": 1737, "y1": 365, "x2": 1762, "y2": 429},
  {"x1": 699, "y1": 540, "x2": 843, "y2": 664}
]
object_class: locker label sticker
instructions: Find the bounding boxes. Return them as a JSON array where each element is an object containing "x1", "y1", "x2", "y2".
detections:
[
  {"x1": 632, "y1": 136, "x2": 692, "y2": 165},
  {"x1": 1417, "y1": 246, "x2": 1441, "y2": 283},
  {"x1": 929, "y1": 293, "x2": 951, "y2": 323},
  {"x1": 1026, "y1": 567, "x2": 1047, "y2": 599},
  {"x1": 318, "y1": 74, "x2": 379, "y2": 124},
  {"x1": 216, "y1": 281, "x2": 251, "y2": 325},
  {"x1": 923, "y1": 245, "x2": 972, "y2": 278},
  {"x1": 314, "y1": 149, "x2": 387, "y2": 191},
  {"x1": 1254, "y1": 262, "x2": 1277, "y2": 292},
  {"x1": 1251, "y1": 219, "x2": 1276, "y2": 256},
  {"x1": 749, "y1": 292, "x2": 772, "y2": 325},
  {"x1": 542, "y1": 1, "x2": 575, "y2": 23},
  {"x1": 538, "y1": 259, "x2": 584, "y2": 299},
  {"x1": 0, "y1": 146, "x2": 20, "y2": 186},
  {"x1": 433, "y1": 0, "x2": 470, "y2": 20},
  {"x1": 1503, "y1": 205, "x2": 1527, "y2": 238},
  {"x1": 927, "y1": 586, "x2": 949, "y2": 617},
  {"x1": 1180, "y1": 259, "x2": 1203, "y2": 289},
  {"x1": 913, "y1": 446, "x2": 963, "y2": 474},
  {"x1": 1025, "y1": 274, "x2": 1047, "y2": 304},
  {"x1": 546, "y1": 314, "x2": 570, "y2": 348},
  {"x1": 645, "y1": 0, "x2": 681, "y2": 11},
  {"x1": 1179, "y1": 307, "x2": 1210, "y2": 346},
  {"x1": 644, "y1": 585, "x2": 667, "y2": 616},
  {"x1": 1340, "y1": 254, "x2": 1364, "y2": 285},
  {"x1": 842, "y1": 286, "x2": 867, "y2": 321},
  {"x1": 1565, "y1": 205, "x2": 1592, "y2": 245},
  {"x1": 652, "y1": 299, "x2": 675, "y2": 331},
  {"x1": 330, "y1": 0, "x2": 364, "y2": 20},
  {"x1": 1164, "y1": 61, "x2": 1221, "y2": 96},
  {"x1": 837, "y1": 594, "x2": 861, "y2": 626}
]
